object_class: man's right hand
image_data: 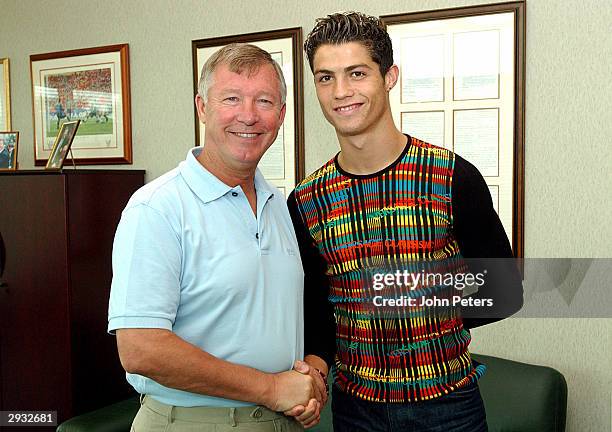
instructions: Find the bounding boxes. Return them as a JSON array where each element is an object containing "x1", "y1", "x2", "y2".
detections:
[
  {"x1": 282, "y1": 360, "x2": 328, "y2": 428},
  {"x1": 265, "y1": 369, "x2": 315, "y2": 412}
]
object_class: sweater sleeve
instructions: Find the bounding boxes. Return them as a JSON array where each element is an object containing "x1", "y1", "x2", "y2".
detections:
[
  {"x1": 287, "y1": 191, "x2": 336, "y2": 368},
  {"x1": 452, "y1": 155, "x2": 523, "y2": 329}
]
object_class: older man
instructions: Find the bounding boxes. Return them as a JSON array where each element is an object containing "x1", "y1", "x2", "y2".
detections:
[{"x1": 108, "y1": 44, "x2": 322, "y2": 431}]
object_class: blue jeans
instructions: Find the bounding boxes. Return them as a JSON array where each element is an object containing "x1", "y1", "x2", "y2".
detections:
[{"x1": 332, "y1": 381, "x2": 488, "y2": 432}]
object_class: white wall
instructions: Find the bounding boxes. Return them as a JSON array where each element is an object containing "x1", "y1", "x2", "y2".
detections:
[{"x1": 1, "y1": 0, "x2": 611, "y2": 430}]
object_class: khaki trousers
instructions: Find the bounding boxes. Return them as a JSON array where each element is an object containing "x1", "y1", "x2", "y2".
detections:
[{"x1": 131, "y1": 395, "x2": 304, "y2": 432}]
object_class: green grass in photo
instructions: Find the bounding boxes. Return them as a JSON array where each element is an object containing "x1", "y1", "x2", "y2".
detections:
[{"x1": 46, "y1": 119, "x2": 113, "y2": 139}]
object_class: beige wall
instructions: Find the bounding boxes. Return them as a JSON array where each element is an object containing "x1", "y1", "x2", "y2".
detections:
[{"x1": 1, "y1": 0, "x2": 611, "y2": 430}]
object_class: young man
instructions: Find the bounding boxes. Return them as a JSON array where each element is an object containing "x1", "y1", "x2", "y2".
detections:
[
  {"x1": 109, "y1": 43, "x2": 325, "y2": 431},
  {"x1": 288, "y1": 12, "x2": 523, "y2": 431}
]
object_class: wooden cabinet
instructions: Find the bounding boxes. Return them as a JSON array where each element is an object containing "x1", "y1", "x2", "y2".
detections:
[{"x1": 0, "y1": 170, "x2": 144, "y2": 427}]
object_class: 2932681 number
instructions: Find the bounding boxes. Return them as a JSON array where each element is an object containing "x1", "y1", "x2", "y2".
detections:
[{"x1": 0, "y1": 411, "x2": 57, "y2": 426}]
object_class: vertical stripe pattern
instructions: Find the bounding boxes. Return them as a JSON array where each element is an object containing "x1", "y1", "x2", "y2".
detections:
[{"x1": 294, "y1": 138, "x2": 485, "y2": 402}]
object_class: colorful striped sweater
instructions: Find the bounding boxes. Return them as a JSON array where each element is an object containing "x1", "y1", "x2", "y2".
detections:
[{"x1": 288, "y1": 136, "x2": 521, "y2": 403}]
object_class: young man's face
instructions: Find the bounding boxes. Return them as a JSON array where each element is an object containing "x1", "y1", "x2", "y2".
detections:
[
  {"x1": 195, "y1": 62, "x2": 286, "y2": 171},
  {"x1": 312, "y1": 42, "x2": 395, "y2": 138}
]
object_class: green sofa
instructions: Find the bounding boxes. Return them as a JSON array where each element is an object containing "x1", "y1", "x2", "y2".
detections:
[{"x1": 57, "y1": 354, "x2": 567, "y2": 432}]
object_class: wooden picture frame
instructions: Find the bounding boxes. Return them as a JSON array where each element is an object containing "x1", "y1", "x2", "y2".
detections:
[
  {"x1": 192, "y1": 28, "x2": 305, "y2": 193},
  {"x1": 0, "y1": 58, "x2": 11, "y2": 131},
  {"x1": 45, "y1": 120, "x2": 80, "y2": 170},
  {"x1": 30, "y1": 44, "x2": 132, "y2": 165},
  {"x1": 382, "y1": 1, "x2": 526, "y2": 257},
  {"x1": 0, "y1": 131, "x2": 18, "y2": 171}
]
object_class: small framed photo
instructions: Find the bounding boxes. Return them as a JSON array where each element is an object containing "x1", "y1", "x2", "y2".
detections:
[
  {"x1": 0, "y1": 131, "x2": 18, "y2": 171},
  {"x1": 30, "y1": 44, "x2": 132, "y2": 165},
  {"x1": 45, "y1": 120, "x2": 81, "y2": 170}
]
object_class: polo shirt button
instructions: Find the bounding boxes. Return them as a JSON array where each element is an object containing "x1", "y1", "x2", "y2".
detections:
[{"x1": 231, "y1": 192, "x2": 238, "y2": 197}]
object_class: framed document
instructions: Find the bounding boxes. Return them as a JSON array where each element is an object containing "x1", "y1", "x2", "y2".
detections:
[
  {"x1": 382, "y1": 1, "x2": 525, "y2": 257},
  {"x1": 0, "y1": 58, "x2": 11, "y2": 131},
  {"x1": 30, "y1": 44, "x2": 132, "y2": 165},
  {"x1": 400, "y1": 35, "x2": 444, "y2": 103},
  {"x1": 401, "y1": 111, "x2": 445, "y2": 149},
  {"x1": 454, "y1": 108, "x2": 499, "y2": 177},
  {"x1": 192, "y1": 28, "x2": 305, "y2": 194},
  {"x1": 453, "y1": 30, "x2": 500, "y2": 100}
]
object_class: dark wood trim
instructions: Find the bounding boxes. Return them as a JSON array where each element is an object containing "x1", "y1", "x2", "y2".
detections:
[
  {"x1": 290, "y1": 29, "x2": 305, "y2": 182},
  {"x1": 0, "y1": 169, "x2": 145, "y2": 176},
  {"x1": 513, "y1": 1, "x2": 526, "y2": 261},
  {"x1": 119, "y1": 44, "x2": 133, "y2": 164},
  {"x1": 29, "y1": 43, "x2": 129, "y2": 63},
  {"x1": 382, "y1": 1, "x2": 525, "y2": 24},
  {"x1": 191, "y1": 38, "x2": 202, "y2": 148},
  {"x1": 382, "y1": 1, "x2": 526, "y2": 258},
  {"x1": 0, "y1": 171, "x2": 143, "y2": 421}
]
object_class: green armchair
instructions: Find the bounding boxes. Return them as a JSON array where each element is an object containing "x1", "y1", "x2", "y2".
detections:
[
  {"x1": 470, "y1": 354, "x2": 567, "y2": 432},
  {"x1": 57, "y1": 354, "x2": 567, "y2": 432},
  {"x1": 56, "y1": 397, "x2": 140, "y2": 432}
]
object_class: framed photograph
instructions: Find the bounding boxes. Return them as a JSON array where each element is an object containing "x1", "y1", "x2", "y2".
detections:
[
  {"x1": 382, "y1": 1, "x2": 525, "y2": 257},
  {"x1": 0, "y1": 131, "x2": 18, "y2": 171},
  {"x1": 0, "y1": 58, "x2": 11, "y2": 131},
  {"x1": 192, "y1": 28, "x2": 305, "y2": 194},
  {"x1": 30, "y1": 44, "x2": 132, "y2": 165},
  {"x1": 45, "y1": 120, "x2": 80, "y2": 170}
]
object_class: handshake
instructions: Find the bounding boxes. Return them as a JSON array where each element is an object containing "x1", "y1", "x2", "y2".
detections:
[{"x1": 264, "y1": 360, "x2": 329, "y2": 429}]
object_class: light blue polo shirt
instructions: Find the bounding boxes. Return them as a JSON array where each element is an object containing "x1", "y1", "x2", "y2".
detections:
[{"x1": 108, "y1": 147, "x2": 304, "y2": 407}]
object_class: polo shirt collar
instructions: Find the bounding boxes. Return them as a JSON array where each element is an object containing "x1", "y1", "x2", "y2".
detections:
[
  {"x1": 180, "y1": 147, "x2": 275, "y2": 204},
  {"x1": 253, "y1": 166, "x2": 275, "y2": 201}
]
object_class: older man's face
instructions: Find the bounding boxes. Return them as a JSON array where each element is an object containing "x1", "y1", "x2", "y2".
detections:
[{"x1": 195, "y1": 63, "x2": 285, "y2": 171}]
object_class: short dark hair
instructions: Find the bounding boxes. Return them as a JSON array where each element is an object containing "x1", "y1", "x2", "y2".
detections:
[{"x1": 304, "y1": 11, "x2": 394, "y2": 76}]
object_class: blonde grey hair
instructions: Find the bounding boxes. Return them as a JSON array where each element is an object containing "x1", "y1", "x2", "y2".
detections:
[{"x1": 198, "y1": 43, "x2": 287, "y2": 105}]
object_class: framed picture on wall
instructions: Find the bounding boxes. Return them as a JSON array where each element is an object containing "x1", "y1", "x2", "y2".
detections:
[
  {"x1": 45, "y1": 120, "x2": 80, "y2": 170},
  {"x1": 30, "y1": 44, "x2": 132, "y2": 165},
  {"x1": 0, "y1": 131, "x2": 18, "y2": 171},
  {"x1": 382, "y1": 1, "x2": 526, "y2": 257},
  {"x1": 0, "y1": 58, "x2": 11, "y2": 131},
  {"x1": 192, "y1": 28, "x2": 305, "y2": 194}
]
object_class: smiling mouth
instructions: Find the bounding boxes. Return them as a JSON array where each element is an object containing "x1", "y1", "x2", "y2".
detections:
[
  {"x1": 230, "y1": 132, "x2": 261, "y2": 138},
  {"x1": 334, "y1": 103, "x2": 362, "y2": 113}
]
